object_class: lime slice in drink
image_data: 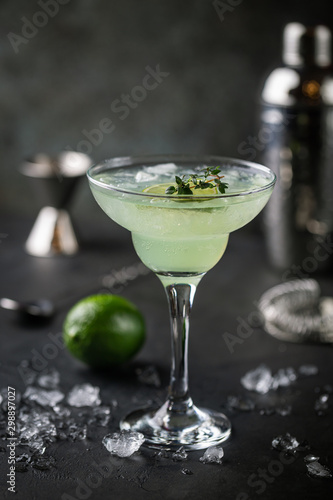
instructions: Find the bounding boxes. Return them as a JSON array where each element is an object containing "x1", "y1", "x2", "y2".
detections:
[{"x1": 143, "y1": 183, "x2": 219, "y2": 196}]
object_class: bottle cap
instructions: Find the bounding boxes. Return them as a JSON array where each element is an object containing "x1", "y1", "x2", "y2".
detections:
[{"x1": 283, "y1": 23, "x2": 331, "y2": 67}]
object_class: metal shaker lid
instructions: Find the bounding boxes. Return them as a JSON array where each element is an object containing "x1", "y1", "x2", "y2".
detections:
[{"x1": 283, "y1": 23, "x2": 331, "y2": 67}]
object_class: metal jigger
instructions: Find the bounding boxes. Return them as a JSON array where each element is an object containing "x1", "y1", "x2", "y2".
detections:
[{"x1": 20, "y1": 151, "x2": 92, "y2": 257}]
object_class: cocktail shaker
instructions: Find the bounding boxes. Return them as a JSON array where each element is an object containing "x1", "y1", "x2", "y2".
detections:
[{"x1": 261, "y1": 23, "x2": 333, "y2": 275}]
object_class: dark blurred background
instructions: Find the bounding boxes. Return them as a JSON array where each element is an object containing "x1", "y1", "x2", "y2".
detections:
[{"x1": 1, "y1": 0, "x2": 332, "y2": 223}]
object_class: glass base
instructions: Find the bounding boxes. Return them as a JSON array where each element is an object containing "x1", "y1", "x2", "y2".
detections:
[{"x1": 120, "y1": 401, "x2": 231, "y2": 450}]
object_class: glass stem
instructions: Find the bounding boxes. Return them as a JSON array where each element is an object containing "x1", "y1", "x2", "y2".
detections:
[{"x1": 158, "y1": 274, "x2": 204, "y2": 415}]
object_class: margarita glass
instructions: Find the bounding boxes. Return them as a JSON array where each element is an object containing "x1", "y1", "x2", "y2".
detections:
[{"x1": 87, "y1": 155, "x2": 276, "y2": 450}]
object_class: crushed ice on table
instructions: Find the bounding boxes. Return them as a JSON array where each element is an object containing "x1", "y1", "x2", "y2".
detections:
[
  {"x1": 153, "y1": 450, "x2": 170, "y2": 460},
  {"x1": 199, "y1": 445, "x2": 224, "y2": 464},
  {"x1": 241, "y1": 365, "x2": 273, "y2": 394},
  {"x1": 37, "y1": 368, "x2": 60, "y2": 389},
  {"x1": 315, "y1": 384, "x2": 333, "y2": 394},
  {"x1": 67, "y1": 384, "x2": 101, "y2": 407},
  {"x1": 102, "y1": 430, "x2": 145, "y2": 458},
  {"x1": 271, "y1": 433, "x2": 299, "y2": 452},
  {"x1": 14, "y1": 452, "x2": 56, "y2": 472},
  {"x1": 53, "y1": 405, "x2": 71, "y2": 418},
  {"x1": 172, "y1": 446, "x2": 188, "y2": 461},
  {"x1": 259, "y1": 407, "x2": 276, "y2": 416},
  {"x1": 136, "y1": 365, "x2": 161, "y2": 388},
  {"x1": 110, "y1": 399, "x2": 118, "y2": 409},
  {"x1": 258, "y1": 403, "x2": 292, "y2": 417},
  {"x1": 18, "y1": 409, "x2": 57, "y2": 452},
  {"x1": 306, "y1": 461, "x2": 332, "y2": 479},
  {"x1": 23, "y1": 386, "x2": 64, "y2": 407},
  {"x1": 304, "y1": 454, "x2": 320, "y2": 463},
  {"x1": 295, "y1": 440, "x2": 311, "y2": 453},
  {"x1": 87, "y1": 406, "x2": 111, "y2": 427},
  {"x1": 181, "y1": 468, "x2": 193, "y2": 475},
  {"x1": 271, "y1": 368, "x2": 297, "y2": 389},
  {"x1": 15, "y1": 461, "x2": 29, "y2": 472},
  {"x1": 67, "y1": 422, "x2": 87, "y2": 441},
  {"x1": 241, "y1": 365, "x2": 299, "y2": 394},
  {"x1": 0, "y1": 371, "x2": 118, "y2": 473},
  {"x1": 31, "y1": 454, "x2": 56, "y2": 471},
  {"x1": 298, "y1": 365, "x2": 319, "y2": 376},
  {"x1": 227, "y1": 395, "x2": 255, "y2": 412},
  {"x1": 314, "y1": 394, "x2": 330, "y2": 416},
  {"x1": 276, "y1": 405, "x2": 292, "y2": 417}
]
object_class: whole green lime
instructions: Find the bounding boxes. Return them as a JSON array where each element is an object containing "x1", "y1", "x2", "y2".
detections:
[{"x1": 63, "y1": 294, "x2": 145, "y2": 368}]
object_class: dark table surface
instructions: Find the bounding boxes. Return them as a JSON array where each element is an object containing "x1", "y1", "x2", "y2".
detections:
[{"x1": 0, "y1": 213, "x2": 332, "y2": 500}]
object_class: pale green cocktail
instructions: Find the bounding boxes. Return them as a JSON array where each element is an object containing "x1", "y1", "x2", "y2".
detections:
[
  {"x1": 87, "y1": 155, "x2": 276, "y2": 450},
  {"x1": 90, "y1": 161, "x2": 273, "y2": 275}
]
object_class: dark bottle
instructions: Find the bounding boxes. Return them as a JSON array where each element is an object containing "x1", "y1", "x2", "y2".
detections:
[{"x1": 261, "y1": 23, "x2": 333, "y2": 274}]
